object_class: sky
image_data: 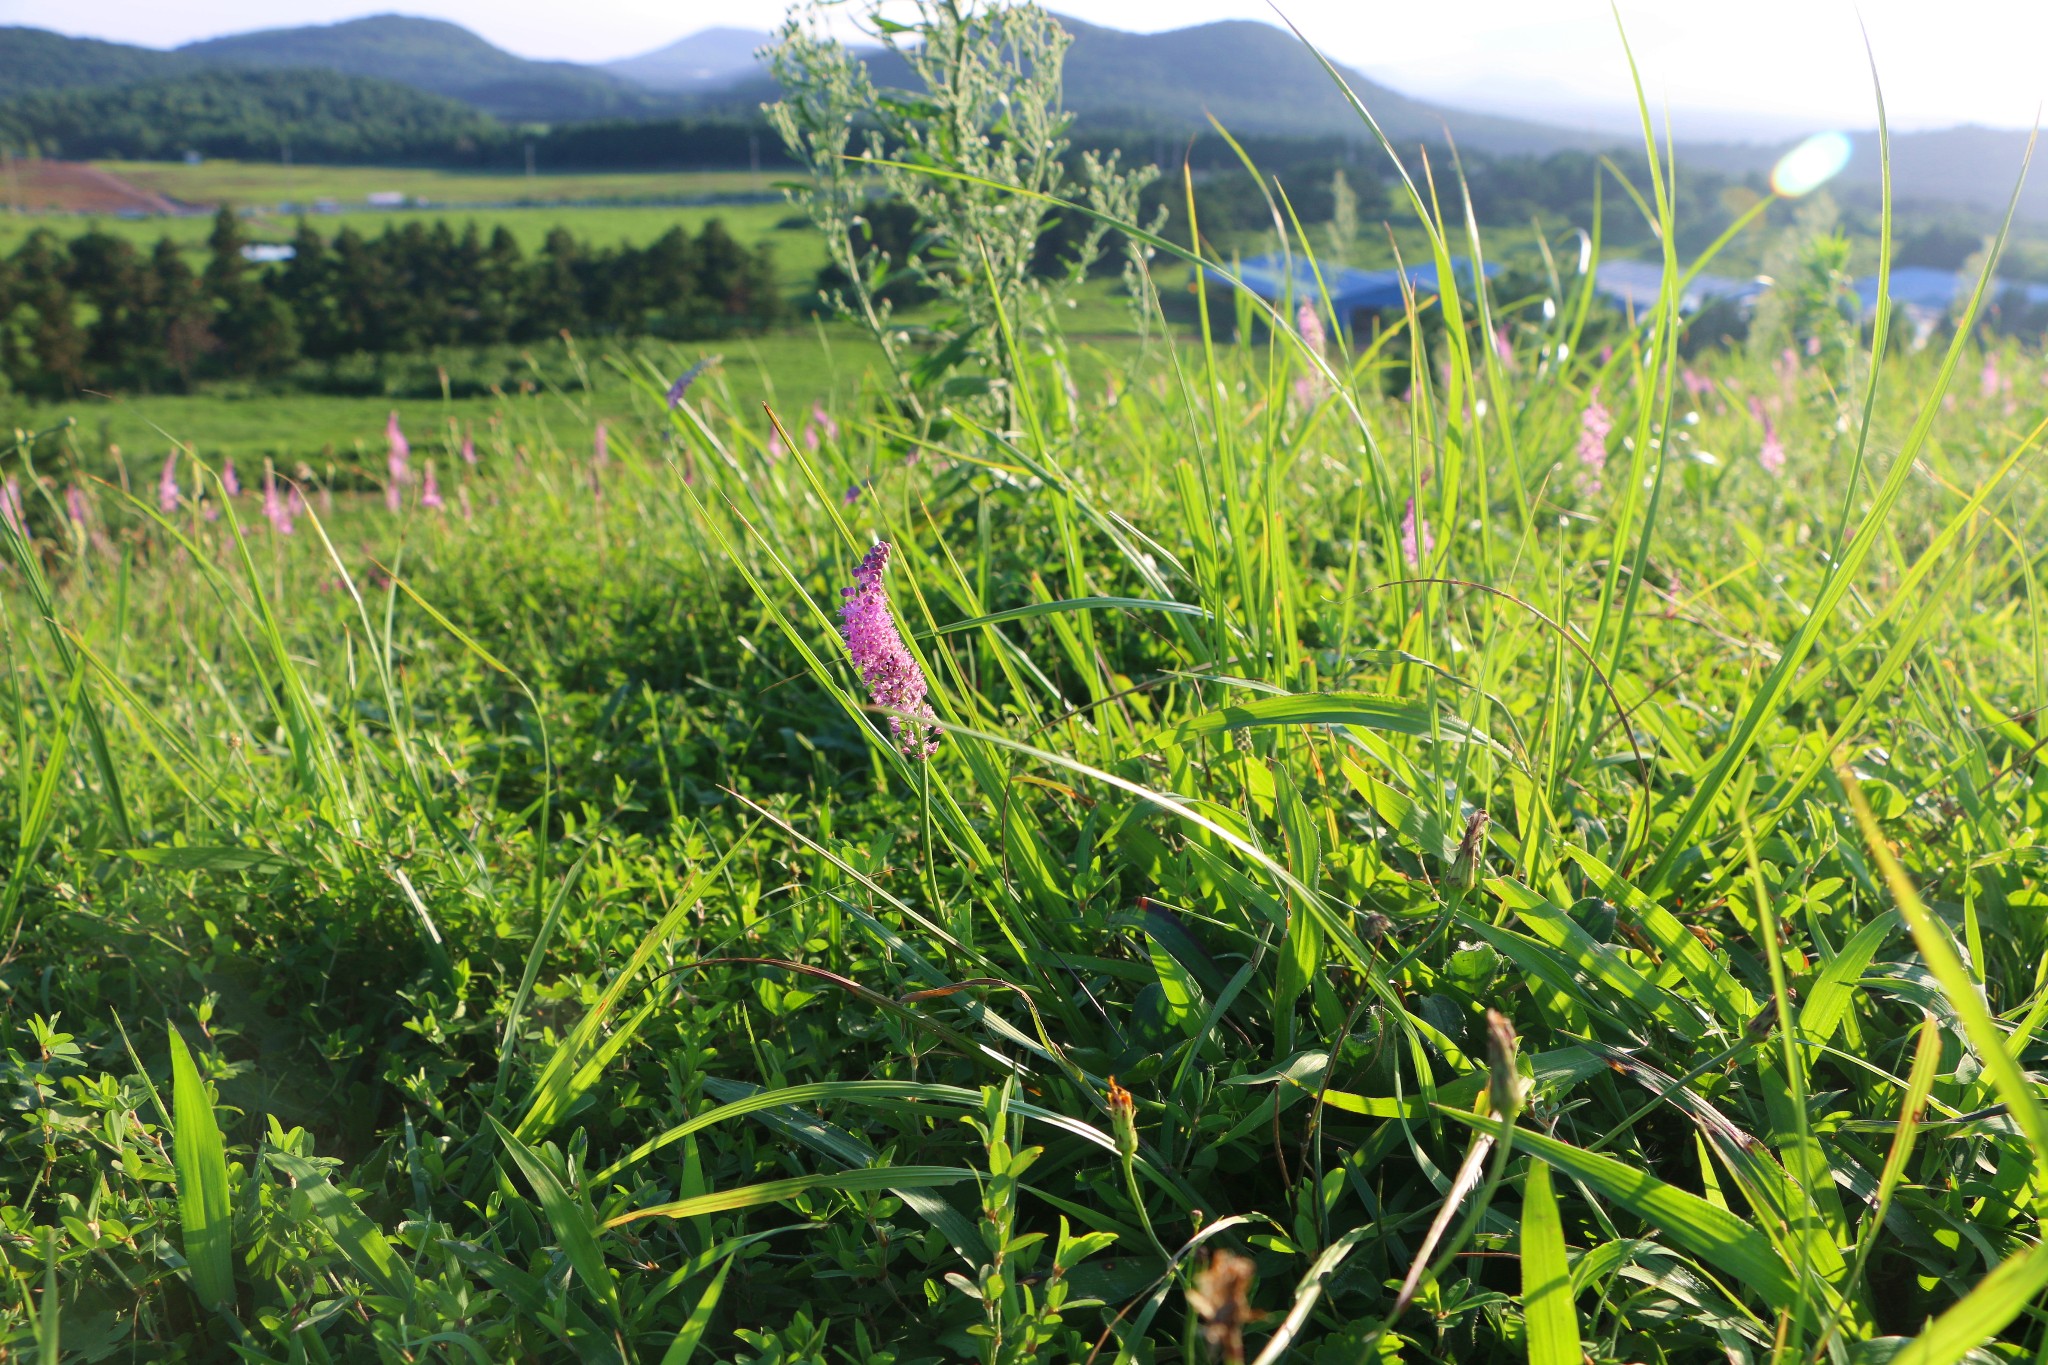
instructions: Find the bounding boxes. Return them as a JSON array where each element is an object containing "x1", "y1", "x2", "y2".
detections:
[{"x1": 8, "y1": 0, "x2": 2046, "y2": 139}]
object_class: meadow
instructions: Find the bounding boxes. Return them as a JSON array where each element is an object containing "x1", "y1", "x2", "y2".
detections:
[
  {"x1": 96, "y1": 162, "x2": 780, "y2": 207},
  {"x1": 6, "y1": 20, "x2": 2048, "y2": 1365}
]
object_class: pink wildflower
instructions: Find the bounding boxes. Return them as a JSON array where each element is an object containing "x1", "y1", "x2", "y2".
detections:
[
  {"x1": 461, "y1": 432, "x2": 477, "y2": 465},
  {"x1": 1682, "y1": 368, "x2": 1711, "y2": 402},
  {"x1": 1577, "y1": 391, "x2": 1611, "y2": 493},
  {"x1": 812, "y1": 401, "x2": 839, "y2": 442},
  {"x1": 1296, "y1": 300, "x2": 1326, "y2": 355},
  {"x1": 158, "y1": 453, "x2": 180, "y2": 513},
  {"x1": 1759, "y1": 410, "x2": 1786, "y2": 476},
  {"x1": 222, "y1": 460, "x2": 241, "y2": 497},
  {"x1": 804, "y1": 422, "x2": 820, "y2": 453},
  {"x1": 838, "y1": 542, "x2": 940, "y2": 759},
  {"x1": 0, "y1": 476, "x2": 23, "y2": 536},
  {"x1": 1804, "y1": 335, "x2": 1822, "y2": 357},
  {"x1": 1491, "y1": 324, "x2": 1514, "y2": 369},
  {"x1": 386, "y1": 411, "x2": 410, "y2": 468},
  {"x1": 422, "y1": 462, "x2": 444, "y2": 510},
  {"x1": 1399, "y1": 498, "x2": 1433, "y2": 569},
  {"x1": 386, "y1": 411, "x2": 410, "y2": 511},
  {"x1": 1292, "y1": 374, "x2": 1318, "y2": 409},
  {"x1": 767, "y1": 429, "x2": 786, "y2": 460},
  {"x1": 65, "y1": 485, "x2": 88, "y2": 530},
  {"x1": 593, "y1": 421, "x2": 609, "y2": 469},
  {"x1": 263, "y1": 465, "x2": 294, "y2": 535},
  {"x1": 1982, "y1": 355, "x2": 2002, "y2": 400}
]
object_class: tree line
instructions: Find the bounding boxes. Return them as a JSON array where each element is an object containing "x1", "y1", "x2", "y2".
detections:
[
  {"x1": 0, "y1": 68, "x2": 799, "y2": 171},
  {"x1": 0, "y1": 208, "x2": 784, "y2": 397}
]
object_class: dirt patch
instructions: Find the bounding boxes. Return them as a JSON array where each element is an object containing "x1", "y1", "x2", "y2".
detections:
[{"x1": 0, "y1": 159, "x2": 185, "y2": 215}]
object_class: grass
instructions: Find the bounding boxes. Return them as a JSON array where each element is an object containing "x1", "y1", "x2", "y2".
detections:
[
  {"x1": 0, "y1": 201, "x2": 823, "y2": 281},
  {"x1": 4, "y1": 62, "x2": 2048, "y2": 1365},
  {"x1": 96, "y1": 161, "x2": 780, "y2": 206}
]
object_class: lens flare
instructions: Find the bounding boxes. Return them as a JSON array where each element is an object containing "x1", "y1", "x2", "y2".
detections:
[{"x1": 1771, "y1": 131, "x2": 1852, "y2": 198}]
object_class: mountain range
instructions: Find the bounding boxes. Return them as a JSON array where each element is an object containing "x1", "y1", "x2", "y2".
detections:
[
  {"x1": 2, "y1": 13, "x2": 1601, "y2": 153},
  {"x1": 2, "y1": 13, "x2": 2041, "y2": 218}
]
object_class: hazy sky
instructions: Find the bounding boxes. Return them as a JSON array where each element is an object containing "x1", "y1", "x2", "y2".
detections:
[{"x1": 9, "y1": 0, "x2": 2046, "y2": 136}]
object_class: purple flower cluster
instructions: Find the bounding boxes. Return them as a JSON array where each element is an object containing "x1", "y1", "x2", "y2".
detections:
[
  {"x1": 158, "y1": 453, "x2": 181, "y2": 513},
  {"x1": 386, "y1": 411, "x2": 411, "y2": 512},
  {"x1": 838, "y1": 542, "x2": 940, "y2": 759},
  {"x1": 0, "y1": 476, "x2": 23, "y2": 537},
  {"x1": 1400, "y1": 498, "x2": 1433, "y2": 569},
  {"x1": 1576, "y1": 391, "x2": 1611, "y2": 494},
  {"x1": 665, "y1": 355, "x2": 718, "y2": 408}
]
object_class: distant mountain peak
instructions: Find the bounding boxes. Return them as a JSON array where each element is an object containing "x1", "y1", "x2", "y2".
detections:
[{"x1": 604, "y1": 27, "x2": 773, "y2": 93}]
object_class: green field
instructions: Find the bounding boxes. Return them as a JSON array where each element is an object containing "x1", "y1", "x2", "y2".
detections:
[
  {"x1": 0, "y1": 200, "x2": 824, "y2": 282},
  {"x1": 100, "y1": 161, "x2": 779, "y2": 206}
]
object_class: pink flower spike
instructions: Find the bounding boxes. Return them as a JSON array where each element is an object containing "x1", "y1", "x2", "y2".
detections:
[
  {"x1": 1982, "y1": 356, "x2": 2001, "y2": 400},
  {"x1": 158, "y1": 453, "x2": 181, "y2": 513},
  {"x1": 767, "y1": 429, "x2": 785, "y2": 460},
  {"x1": 1759, "y1": 414, "x2": 1786, "y2": 476},
  {"x1": 812, "y1": 401, "x2": 839, "y2": 442},
  {"x1": 1296, "y1": 299, "x2": 1327, "y2": 355},
  {"x1": 593, "y1": 421, "x2": 609, "y2": 469},
  {"x1": 263, "y1": 465, "x2": 294, "y2": 535},
  {"x1": 1399, "y1": 498, "x2": 1433, "y2": 570},
  {"x1": 1, "y1": 476, "x2": 23, "y2": 536},
  {"x1": 386, "y1": 411, "x2": 410, "y2": 472},
  {"x1": 222, "y1": 460, "x2": 241, "y2": 497},
  {"x1": 65, "y1": 485, "x2": 88, "y2": 529},
  {"x1": 461, "y1": 432, "x2": 477, "y2": 465},
  {"x1": 1577, "y1": 392, "x2": 1611, "y2": 474},
  {"x1": 803, "y1": 423, "x2": 820, "y2": 453},
  {"x1": 838, "y1": 542, "x2": 940, "y2": 760},
  {"x1": 1491, "y1": 324, "x2": 1513, "y2": 368},
  {"x1": 422, "y1": 462, "x2": 444, "y2": 510}
]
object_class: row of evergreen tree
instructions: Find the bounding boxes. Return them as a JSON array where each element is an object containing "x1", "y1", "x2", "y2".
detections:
[{"x1": 0, "y1": 208, "x2": 784, "y2": 397}]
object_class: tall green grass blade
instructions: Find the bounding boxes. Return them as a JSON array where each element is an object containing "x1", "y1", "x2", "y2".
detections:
[
  {"x1": 605, "y1": 1167, "x2": 974, "y2": 1228},
  {"x1": 167, "y1": 1025, "x2": 235, "y2": 1315},
  {"x1": 1445, "y1": 1113, "x2": 1801, "y2": 1312},
  {"x1": 1520, "y1": 1161, "x2": 1580, "y2": 1365},
  {"x1": 488, "y1": 1118, "x2": 620, "y2": 1320},
  {"x1": 267, "y1": 1149, "x2": 416, "y2": 1302}
]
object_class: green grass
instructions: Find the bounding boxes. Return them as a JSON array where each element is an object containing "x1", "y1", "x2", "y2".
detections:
[
  {"x1": 0, "y1": 201, "x2": 824, "y2": 283},
  {"x1": 99, "y1": 160, "x2": 779, "y2": 206},
  {"x1": 5, "y1": 72, "x2": 2048, "y2": 1365}
]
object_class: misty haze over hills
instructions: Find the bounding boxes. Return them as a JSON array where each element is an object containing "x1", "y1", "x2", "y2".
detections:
[{"x1": 0, "y1": 11, "x2": 2040, "y2": 218}]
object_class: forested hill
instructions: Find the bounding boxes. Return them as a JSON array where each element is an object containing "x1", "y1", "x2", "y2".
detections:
[
  {"x1": 175, "y1": 15, "x2": 677, "y2": 124},
  {"x1": 0, "y1": 70, "x2": 500, "y2": 165},
  {"x1": 0, "y1": 18, "x2": 680, "y2": 124}
]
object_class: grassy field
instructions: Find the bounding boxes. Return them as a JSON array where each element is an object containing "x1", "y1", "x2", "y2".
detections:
[
  {"x1": 7, "y1": 66, "x2": 2048, "y2": 1365},
  {"x1": 0, "y1": 201, "x2": 823, "y2": 282},
  {"x1": 98, "y1": 161, "x2": 780, "y2": 206}
]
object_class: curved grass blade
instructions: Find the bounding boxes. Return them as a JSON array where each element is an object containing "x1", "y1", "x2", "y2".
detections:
[
  {"x1": 488, "y1": 1118, "x2": 620, "y2": 1321},
  {"x1": 167, "y1": 1025, "x2": 235, "y2": 1315},
  {"x1": 267, "y1": 1149, "x2": 416, "y2": 1302},
  {"x1": 1443, "y1": 1112, "x2": 1801, "y2": 1313},
  {"x1": 605, "y1": 1167, "x2": 974, "y2": 1228}
]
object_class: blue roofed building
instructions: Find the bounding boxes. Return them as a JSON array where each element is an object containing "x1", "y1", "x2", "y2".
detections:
[{"x1": 1199, "y1": 253, "x2": 1496, "y2": 331}]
